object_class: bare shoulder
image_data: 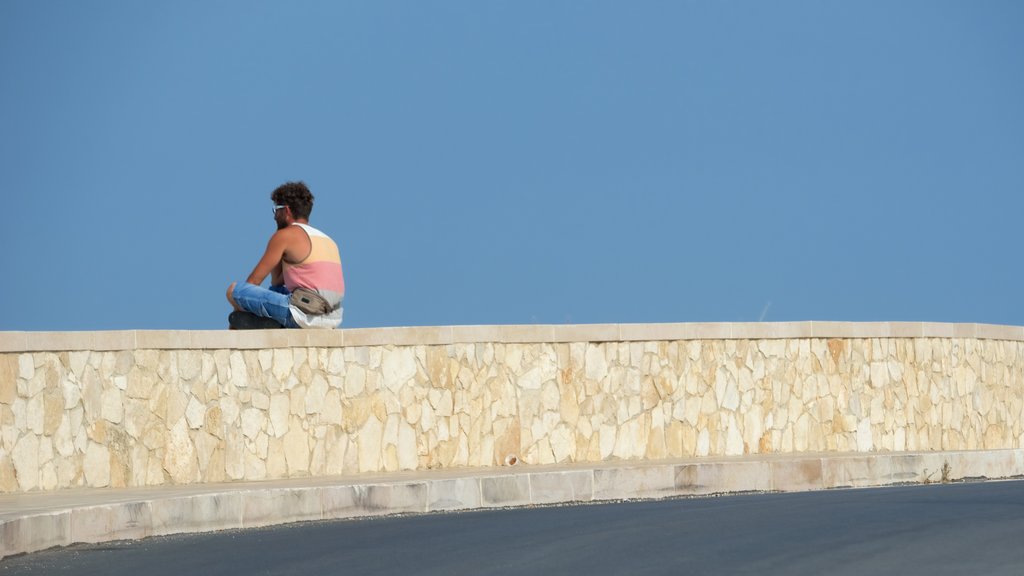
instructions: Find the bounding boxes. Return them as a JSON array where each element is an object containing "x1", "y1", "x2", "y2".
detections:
[
  {"x1": 271, "y1": 225, "x2": 304, "y2": 242},
  {"x1": 280, "y1": 224, "x2": 312, "y2": 262}
]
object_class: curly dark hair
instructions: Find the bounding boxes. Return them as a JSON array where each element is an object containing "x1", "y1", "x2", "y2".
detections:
[{"x1": 271, "y1": 181, "x2": 315, "y2": 220}]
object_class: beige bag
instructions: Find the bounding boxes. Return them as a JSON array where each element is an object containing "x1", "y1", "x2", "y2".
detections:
[{"x1": 290, "y1": 288, "x2": 333, "y2": 315}]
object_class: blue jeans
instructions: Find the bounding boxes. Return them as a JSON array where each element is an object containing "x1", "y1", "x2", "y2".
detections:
[{"x1": 232, "y1": 283, "x2": 299, "y2": 328}]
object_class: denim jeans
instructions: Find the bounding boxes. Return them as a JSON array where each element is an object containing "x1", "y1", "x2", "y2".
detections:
[{"x1": 232, "y1": 283, "x2": 299, "y2": 328}]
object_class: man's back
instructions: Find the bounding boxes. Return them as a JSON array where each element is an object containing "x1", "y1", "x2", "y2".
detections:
[{"x1": 282, "y1": 223, "x2": 344, "y2": 328}]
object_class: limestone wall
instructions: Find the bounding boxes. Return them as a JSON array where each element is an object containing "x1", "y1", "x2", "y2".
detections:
[{"x1": 1, "y1": 322, "x2": 1022, "y2": 493}]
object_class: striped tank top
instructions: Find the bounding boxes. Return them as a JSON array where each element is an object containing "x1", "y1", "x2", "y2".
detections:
[{"x1": 283, "y1": 223, "x2": 345, "y2": 328}]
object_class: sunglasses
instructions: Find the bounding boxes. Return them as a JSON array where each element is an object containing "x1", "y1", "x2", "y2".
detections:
[{"x1": 273, "y1": 204, "x2": 289, "y2": 215}]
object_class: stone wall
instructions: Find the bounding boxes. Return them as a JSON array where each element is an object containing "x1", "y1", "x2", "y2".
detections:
[{"x1": 1, "y1": 323, "x2": 1022, "y2": 493}]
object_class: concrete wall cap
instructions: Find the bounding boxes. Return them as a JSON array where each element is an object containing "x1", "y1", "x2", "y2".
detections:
[{"x1": 0, "y1": 322, "x2": 1021, "y2": 352}]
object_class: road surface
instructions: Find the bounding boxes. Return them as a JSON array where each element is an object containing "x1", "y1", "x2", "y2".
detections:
[{"x1": 3, "y1": 480, "x2": 1024, "y2": 575}]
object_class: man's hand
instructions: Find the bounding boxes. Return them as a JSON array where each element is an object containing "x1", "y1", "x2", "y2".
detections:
[{"x1": 226, "y1": 282, "x2": 242, "y2": 311}]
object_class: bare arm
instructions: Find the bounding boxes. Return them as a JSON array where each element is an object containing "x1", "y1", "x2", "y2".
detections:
[
  {"x1": 246, "y1": 231, "x2": 290, "y2": 286},
  {"x1": 270, "y1": 261, "x2": 284, "y2": 287}
]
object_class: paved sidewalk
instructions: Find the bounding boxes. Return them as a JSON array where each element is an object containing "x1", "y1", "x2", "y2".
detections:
[{"x1": 3, "y1": 449, "x2": 1023, "y2": 560}]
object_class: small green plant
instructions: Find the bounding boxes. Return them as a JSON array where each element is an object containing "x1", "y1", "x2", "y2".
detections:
[{"x1": 941, "y1": 461, "x2": 952, "y2": 483}]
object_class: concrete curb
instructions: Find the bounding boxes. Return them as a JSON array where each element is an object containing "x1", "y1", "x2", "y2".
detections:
[{"x1": 3, "y1": 449, "x2": 1023, "y2": 560}]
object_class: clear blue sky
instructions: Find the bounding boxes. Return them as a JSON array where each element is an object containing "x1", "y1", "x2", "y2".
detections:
[{"x1": 2, "y1": 1, "x2": 1022, "y2": 331}]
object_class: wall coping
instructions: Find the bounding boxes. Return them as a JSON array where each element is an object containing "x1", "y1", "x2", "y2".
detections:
[{"x1": 0, "y1": 322, "x2": 1022, "y2": 352}]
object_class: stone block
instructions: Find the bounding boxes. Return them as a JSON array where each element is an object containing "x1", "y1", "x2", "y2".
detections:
[
  {"x1": 529, "y1": 470, "x2": 593, "y2": 504},
  {"x1": 198, "y1": 331, "x2": 240, "y2": 350},
  {"x1": 619, "y1": 322, "x2": 731, "y2": 342},
  {"x1": 480, "y1": 475, "x2": 531, "y2": 507},
  {"x1": 303, "y1": 330, "x2": 345, "y2": 348},
  {"x1": 135, "y1": 331, "x2": 191, "y2": 349},
  {"x1": 150, "y1": 493, "x2": 244, "y2": 536},
  {"x1": 163, "y1": 419, "x2": 198, "y2": 484},
  {"x1": 339, "y1": 327, "x2": 400, "y2": 348},
  {"x1": 12, "y1": 433, "x2": 40, "y2": 491},
  {"x1": 592, "y1": 465, "x2": 676, "y2": 500},
  {"x1": 950, "y1": 449, "x2": 1023, "y2": 480},
  {"x1": 369, "y1": 482, "x2": 428, "y2": 514},
  {"x1": 810, "y1": 322, "x2": 889, "y2": 339},
  {"x1": 381, "y1": 348, "x2": 417, "y2": 392},
  {"x1": 888, "y1": 453, "x2": 931, "y2": 484},
  {"x1": 0, "y1": 355, "x2": 17, "y2": 405},
  {"x1": 550, "y1": 324, "x2": 620, "y2": 344},
  {"x1": 1, "y1": 511, "x2": 71, "y2": 557},
  {"x1": 23, "y1": 331, "x2": 136, "y2": 352},
  {"x1": 730, "y1": 322, "x2": 813, "y2": 340},
  {"x1": 241, "y1": 488, "x2": 323, "y2": 528},
  {"x1": 0, "y1": 334, "x2": 28, "y2": 354},
  {"x1": 449, "y1": 325, "x2": 504, "y2": 344},
  {"x1": 976, "y1": 324, "x2": 1024, "y2": 342},
  {"x1": 886, "y1": 323, "x2": 925, "y2": 338},
  {"x1": 343, "y1": 327, "x2": 451, "y2": 347},
  {"x1": 325, "y1": 481, "x2": 366, "y2": 518},
  {"x1": 820, "y1": 455, "x2": 893, "y2": 488},
  {"x1": 67, "y1": 505, "x2": 108, "y2": 544},
  {"x1": 427, "y1": 478, "x2": 481, "y2": 511},
  {"x1": 188, "y1": 330, "x2": 292, "y2": 351},
  {"x1": 323, "y1": 482, "x2": 428, "y2": 518},
  {"x1": 70, "y1": 502, "x2": 151, "y2": 543},
  {"x1": 770, "y1": 458, "x2": 823, "y2": 492},
  {"x1": 919, "y1": 323, "x2": 957, "y2": 338},
  {"x1": 492, "y1": 325, "x2": 556, "y2": 344},
  {"x1": 674, "y1": 461, "x2": 770, "y2": 495},
  {"x1": 110, "y1": 501, "x2": 152, "y2": 540},
  {"x1": 321, "y1": 485, "x2": 362, "y2": 519},
  {"x1": 951, "y1": 323, "x2": 980, "y2": 338}
]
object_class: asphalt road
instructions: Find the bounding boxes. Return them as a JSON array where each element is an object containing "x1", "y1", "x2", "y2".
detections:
[{"x1": 4, "y1": 480, "x2": 1024, "y2": 576}]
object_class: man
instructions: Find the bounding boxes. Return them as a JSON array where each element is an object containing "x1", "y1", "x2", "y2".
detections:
[{"x1": 227, "y1": 181, "x2": 345, "y2": 329}]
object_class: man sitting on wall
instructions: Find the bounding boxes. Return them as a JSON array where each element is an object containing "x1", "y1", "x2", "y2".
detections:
[{"x1": 226, "y1": 181, "x2": 345, "y2": 329}]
